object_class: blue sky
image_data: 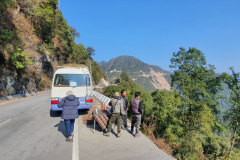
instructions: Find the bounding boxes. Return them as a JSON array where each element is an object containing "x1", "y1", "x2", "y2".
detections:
[{"x1": 59, "y1": 0, "x2": 240, "y2": 73}]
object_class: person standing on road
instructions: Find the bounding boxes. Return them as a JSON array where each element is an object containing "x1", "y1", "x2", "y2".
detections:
[
  {"x1": 104, "y1": 92, "x2": 125, "y2": 138},
  {"x1": 121, "y1": 89, "x2": 129, "y2": 130},
  {"x1": 130, "y1": 92, "x2": 143, "y2": 138},
  {"x1": 58, "y1": 90, "x2": 79, "y2": 142}
]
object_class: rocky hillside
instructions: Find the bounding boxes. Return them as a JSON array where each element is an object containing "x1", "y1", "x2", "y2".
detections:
[
  {"x1": 99, "y1": 56, "x2": 171, "y2": 92},
  {"x1": 0, "y1": 0, "x2": 105, "y2": 97}
]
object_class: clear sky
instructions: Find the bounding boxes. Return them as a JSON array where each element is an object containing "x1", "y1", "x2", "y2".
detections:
[{"x1": 59, "y1": 0, "x2": 240, "y2": 73}]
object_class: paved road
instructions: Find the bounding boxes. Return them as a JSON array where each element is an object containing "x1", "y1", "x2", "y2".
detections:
[
  {"x1": 0, "y1": 92, "x2": 72, "y2": 160},
  {"x1": 0, "y1": 92, "x2": 175, "y2": 160},
  {"x1": 78, "y1": 99, "x2": 175, "y2": 160}
]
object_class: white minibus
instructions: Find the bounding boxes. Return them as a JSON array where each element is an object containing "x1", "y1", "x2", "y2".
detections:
[{"x1": 51, "y1": 66, "x2": 93, "y2": 111}]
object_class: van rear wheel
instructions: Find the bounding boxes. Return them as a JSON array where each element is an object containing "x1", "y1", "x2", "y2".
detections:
[{"x1": 50, "y1": 110, "x2": 61, "y2": 117}]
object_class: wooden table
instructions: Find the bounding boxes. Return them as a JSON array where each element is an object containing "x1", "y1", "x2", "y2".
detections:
[{"x1": 92, "y1": 110, "x2": 110, "y2": 132}]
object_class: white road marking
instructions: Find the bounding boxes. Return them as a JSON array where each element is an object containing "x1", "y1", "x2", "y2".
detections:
[
  {"x1": 31, "y1": 103, "x2": 45, "y2": 109},
  {"x1": 0, "y1": 119, "x2": 11, "y2": 126},
  {"x1": 72, "y1": 118, "x2": 79, "y2": 160}
]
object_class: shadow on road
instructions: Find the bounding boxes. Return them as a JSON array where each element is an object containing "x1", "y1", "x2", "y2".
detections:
[{"x1": 54, "y1": 120, "x2": 68, "y2": 138}]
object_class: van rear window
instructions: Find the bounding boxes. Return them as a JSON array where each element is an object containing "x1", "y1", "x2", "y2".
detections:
[{"x1": 54, "y1": 74, "x2": 90, "y2": 87}]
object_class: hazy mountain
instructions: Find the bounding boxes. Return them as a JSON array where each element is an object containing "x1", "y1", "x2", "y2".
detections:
[{"x1": 99, "y1": 56, "x2": 172, "y2": 92}]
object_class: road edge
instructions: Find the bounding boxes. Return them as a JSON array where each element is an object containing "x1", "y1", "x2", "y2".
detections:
[
  {"x1": 72, "y1": 118, "x2": 79, "y2": 160},
  {"x1": 0, "y1": 90, "x2": 50, "y2": 102},
  {"x1": 0, "y1": 91, "x2": 50, "y2": 104}
]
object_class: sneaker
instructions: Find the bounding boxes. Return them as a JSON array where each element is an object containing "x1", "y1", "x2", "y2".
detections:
[
  {"x1": 66, "y1": 138, "x2": 73, "y2": 142},
  {"x1": 135, "y1": 133, "x2": 141, "y2": 138},
  {"x1": 117, "y1": 133, "x2": 121, "y2": 138},
  {"x1": 104, "y1": 132, "x2": 110, "y2": 137}
]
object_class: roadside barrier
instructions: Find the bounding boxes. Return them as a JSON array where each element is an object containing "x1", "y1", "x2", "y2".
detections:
[{"x1": 92, "y1": 91, "x2": 111, "y2": 107}]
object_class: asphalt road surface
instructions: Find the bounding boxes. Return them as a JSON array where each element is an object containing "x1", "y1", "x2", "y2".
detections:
[
  {"x1": 0, "y1": 92, "x2": 72, "y2": 160},
  {"x1": 0, "y1": 92, "x2": 175, "y2": 160}
]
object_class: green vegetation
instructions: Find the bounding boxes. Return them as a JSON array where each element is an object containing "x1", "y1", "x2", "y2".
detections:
[
  {"x1": 135, "y1": 77, "x2": 156, "y2": 92},
  {"x1": 222, "y1": 68, "x2": 240, "y2": 158},
  {"x1": 0, "y1": 29, "x2": 14, "y2": 43},
  {"x1": 120, "y1": 72, "x2": 130, "y2": 82},
  {"x1": 10, "y1": 45, "x2": 35, "y2": 69},
  {"x1": 104, "y1": 48, "x2": 240, "y2": 159},
  {"x1": 169, "y1": 47, "x2": 225, "y2": 159},
  {"x1": 0, "y1": 0, "x2": 16, "y2": 9},
  {"x1": 100, "y1": 56, "x2": 151, "y2": 73}
]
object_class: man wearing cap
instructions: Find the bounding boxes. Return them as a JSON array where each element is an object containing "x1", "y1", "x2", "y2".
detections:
[{"x1": 104, "y1": 92, "x2": 125, "y2": 138}]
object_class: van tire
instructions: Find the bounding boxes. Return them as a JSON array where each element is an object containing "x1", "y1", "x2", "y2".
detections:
[{"x1": 50, "y1": 109, "x2": 61, "y2": 117}]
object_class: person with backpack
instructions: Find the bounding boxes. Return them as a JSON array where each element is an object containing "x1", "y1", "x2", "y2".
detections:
[
  {"x1": 57, "y1": 90, "x2": 79, "y2": 142},
  {"x1": 104, "y1": 92, "x2": 125, "y2": 138},
  {"x1": 130, "y1": 92, "x2": 143, "y2": 138}
]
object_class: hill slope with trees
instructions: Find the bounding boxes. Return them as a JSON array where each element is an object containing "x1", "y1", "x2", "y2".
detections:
[
  {"x1": 0, "y1": 0, "x2": 105, "y2": 96},
  {"x1": 99, "y1": 55, "x2": 171, "y2": 92}
]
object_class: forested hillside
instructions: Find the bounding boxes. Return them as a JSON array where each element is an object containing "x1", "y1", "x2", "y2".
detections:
[
  {"x1": 99, "y1": 56, "x2": 171, "y2": 92},
  {"x1": 0, "y1": 0, "x2": 105, "y2": 96}
]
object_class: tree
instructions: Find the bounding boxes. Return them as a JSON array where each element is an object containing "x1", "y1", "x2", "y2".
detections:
[
  {"x1": 69, "y1": 26, "x2": 80, "y2": 38},
  {"x1": 169, "y1": 47, "x2": 222, "y2": 158},
  {"x1": 72, "y1": 43, "x2": 89, "y2": 64},
  {"x1": 114, "y1": 78, "x2": 120, "y2": 84},
  {"x1": 120, "y1": 72, "x2": 129, "y2": 82},
  {"x1": 87, "y1": 46, "x2": 95, "y2": 57},
  {"x1": 222, "y1": 68, "x2": 240, "y2": 159},
  {"x1": 150, "y1": 89, "x2": 182, "y2": 141}
]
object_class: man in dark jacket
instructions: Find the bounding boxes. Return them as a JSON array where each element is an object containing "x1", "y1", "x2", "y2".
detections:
[
  {"x1": 121, "y1": 89, "x2": 128, "y2": 129},
  {"x1": 130, "y1": 92, "x2": 143, "y2": 138},
  {"x1": 58, "y1": 90, "x2": 79, "y2": 142}
]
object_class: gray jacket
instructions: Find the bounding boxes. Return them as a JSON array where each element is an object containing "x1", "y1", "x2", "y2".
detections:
[
  {"x1": 58, "y1": 95, "x2": 79, "y2": 120},
  {"x1": 109, "y1": 96, "x2": 125, "y2": 114}
]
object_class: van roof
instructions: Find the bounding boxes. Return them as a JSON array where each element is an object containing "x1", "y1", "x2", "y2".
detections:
[{"x1": 55, "y1": 67, "x2": 90, "y2": 74}]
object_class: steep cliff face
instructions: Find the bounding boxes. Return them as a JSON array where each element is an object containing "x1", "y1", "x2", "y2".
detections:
[
  {"x1": 0, "y1": 0, "x2": 105, "y2": 97},
  {"x1": 143, "y1": 68, "x2": 171, "y2": 90},
  {"x1": 99, "y1": 56, "x2": 171, "y2": 92},
  {"x1": 0, "y1": 2, "x2": 53, "y2": 96}
]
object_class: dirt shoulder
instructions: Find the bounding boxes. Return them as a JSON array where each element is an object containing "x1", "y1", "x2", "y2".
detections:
[{"x1": 82, "y1": 97, "x2": 102, "y2": 125}]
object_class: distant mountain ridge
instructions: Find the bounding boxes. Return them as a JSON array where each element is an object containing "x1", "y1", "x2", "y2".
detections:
[{"x1": 99, "y1": 56, "x2": 171, "y2": 92}]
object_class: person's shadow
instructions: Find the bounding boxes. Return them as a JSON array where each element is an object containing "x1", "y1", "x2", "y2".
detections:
[{"x1": 54, "y1": 121, "x2": 68, "y2": 138}]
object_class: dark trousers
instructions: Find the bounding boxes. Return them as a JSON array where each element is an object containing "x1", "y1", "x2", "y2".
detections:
[
  {"x1": 64, "y1": 119, "x2": 75, "y2": 138},
  {"x1": 107, "y1": 113, "x2": 122, "y2": 133},
  {"x1": 122, "y1": 114, "x2": 128, "y2": 127},
  {"x1": 131, "y1": 115, "x2": 141, "y2": 134}
]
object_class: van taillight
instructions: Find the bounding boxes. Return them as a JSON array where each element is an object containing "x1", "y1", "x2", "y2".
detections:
[
  {"x1": 86, "y1": 96, "x2": 93, "y2": 103},
  {"x1": 86, "y1": 99, "x2": 93, "y2": 103},
  {"x1": 51, "y1": 98, "x2": 59, "y2": 104}
]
